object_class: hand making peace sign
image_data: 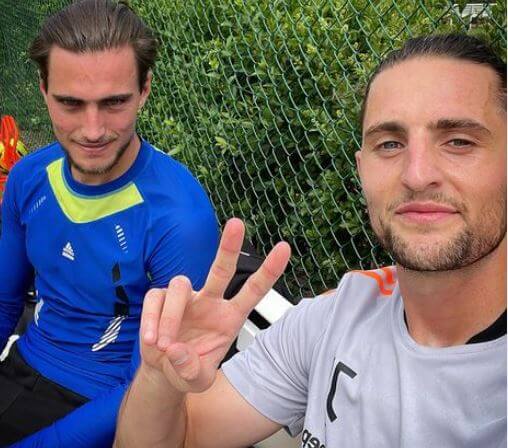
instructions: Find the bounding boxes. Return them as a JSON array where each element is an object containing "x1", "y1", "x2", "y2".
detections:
[{"x1": 139, "y1": 218, "x2": 291, "y2": 394}]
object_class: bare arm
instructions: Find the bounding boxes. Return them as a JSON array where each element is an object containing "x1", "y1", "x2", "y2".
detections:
[
  {"x1": 187, "y1": 371, "x2": 281, "y2": 447},
  {"x1": 114, "y1": 218, "x2": 290, "y2": 447},
  {"x1": 116, "y1": 366, "x2": 280, "y2": 447}
]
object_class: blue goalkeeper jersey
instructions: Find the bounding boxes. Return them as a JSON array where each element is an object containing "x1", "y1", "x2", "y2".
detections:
[{"x1": 0, "y1": 139, "x2": 219, "y2": 446}]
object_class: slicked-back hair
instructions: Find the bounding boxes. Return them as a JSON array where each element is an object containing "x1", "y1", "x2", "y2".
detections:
[
  {"x1": 360, "y1": 34, "x2": 507, "y2": 128},
  {"x1": 29, "y1": 0, "x2": 158, "y2": 91}
]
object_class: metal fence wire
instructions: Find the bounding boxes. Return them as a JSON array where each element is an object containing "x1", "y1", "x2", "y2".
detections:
[{"x1": 1, "y1": 0, "x2": 506, "y2": 299}]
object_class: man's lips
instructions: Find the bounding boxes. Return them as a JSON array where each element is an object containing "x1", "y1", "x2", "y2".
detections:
[
  {"x1": 74, "y1": 141, "x2": 112, "y2": 153},
  {"x1": 394, "y1": 202, "x2": 459, "y2": 223},
  {"x1": 395, "y1": 202, "x2": 457, "y2": 214}
]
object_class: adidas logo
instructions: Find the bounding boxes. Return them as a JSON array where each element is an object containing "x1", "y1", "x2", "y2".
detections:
[{"x1": 62, "y1": 242, "x2": 75, "y2": 261}]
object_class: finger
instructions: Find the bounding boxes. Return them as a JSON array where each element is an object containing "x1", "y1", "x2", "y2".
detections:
[
  {"x1": 140, "y1": 288, "x2": 166, "y2": 345},
  {"x1": 231, "y1": 241, "x2": 291, "y2": 315},
  {"x1": 201, "y1": 218, "x2": 245, "y2": 299},
  {"x1": 157, "y1": 275, "x2": 192, "y2": 350}
]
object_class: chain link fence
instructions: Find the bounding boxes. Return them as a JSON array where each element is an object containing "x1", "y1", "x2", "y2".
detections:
[
  {"x1": 0, "y1": 1, "x2": 56, "y2": 148},
  {"x1": 1, "y1": 0, "x2": 506, "y2": 299}
]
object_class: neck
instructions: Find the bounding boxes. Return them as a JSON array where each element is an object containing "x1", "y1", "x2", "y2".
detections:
[{"x1": 398, "y1": 238, "x2": 506, "y2": 347}]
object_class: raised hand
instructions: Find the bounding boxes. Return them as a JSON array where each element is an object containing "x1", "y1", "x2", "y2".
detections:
[{"x1": 139, "y1": 218, "x2": 291, "y2": 394}]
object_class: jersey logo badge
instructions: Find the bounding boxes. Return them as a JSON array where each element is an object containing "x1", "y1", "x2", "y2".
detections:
[
  {"x1": 115, "y1": 225, "x2": 128, "y2": 253},
  {"x1": 327, "y1": 361, "x2": 357, "y2": 422},
  {"x1": 62, "y1": 242, "x2": 75, "y2": 261}
]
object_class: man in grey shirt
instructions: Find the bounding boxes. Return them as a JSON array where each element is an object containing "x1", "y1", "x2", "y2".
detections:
[{"x1": 114, "y1": 33, "x2": 506, "y2": 448}]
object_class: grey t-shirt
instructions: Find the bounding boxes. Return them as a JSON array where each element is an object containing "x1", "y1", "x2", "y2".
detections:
[{"x1": 223, "y1": 268, "x2": 507, "y2": 447}]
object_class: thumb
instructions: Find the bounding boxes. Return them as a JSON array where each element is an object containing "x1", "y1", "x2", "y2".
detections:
[{"x1": 165, "y1": 342, "x2": 201, "y2": 384}]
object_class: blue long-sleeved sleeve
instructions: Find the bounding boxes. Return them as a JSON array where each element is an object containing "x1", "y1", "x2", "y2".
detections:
[
  {"x1": 8, "y1": 339, "x2": 144, "y2": 447},
  {"x1": 8, "y1": 384, "x2": 125, "y2": 447},
  {"x1": 0, "y1": 169, "x2": 33, "y2": 350}
]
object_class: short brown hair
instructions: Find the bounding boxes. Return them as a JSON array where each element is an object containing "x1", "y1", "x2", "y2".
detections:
[
  {"x1": 29, "y1": 0, "x2": 158, "y2": 91},
  {"x1": 360, "y1": 33, "x2": 506, "y2": 128}
]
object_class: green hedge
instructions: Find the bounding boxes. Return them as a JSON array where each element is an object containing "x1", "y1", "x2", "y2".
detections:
[{"x1": 132, "y1": 0, "x2": 506, "y2": 297}]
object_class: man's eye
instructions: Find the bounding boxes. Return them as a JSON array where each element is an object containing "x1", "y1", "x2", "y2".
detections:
[
  {"x1": 378, "y1": 141, "x2": 402, "y2": 150},
  {"x1": 61, "y1": 99, "x2": 81, "y2": 107},
  {"x1": 448, "y1": 138, "x2": 473, "y2": 147},
  {"x1": 104, "y1": 99, "x2": 126, "y2": 107}
]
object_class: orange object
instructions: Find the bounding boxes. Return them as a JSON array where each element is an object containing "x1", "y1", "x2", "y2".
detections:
[
  {"x1": 0, "y1": 115, "x2": 28, "y2": 203},
  {"x1": 0, "y1": 115, "x2": 22, "y2": 172}
]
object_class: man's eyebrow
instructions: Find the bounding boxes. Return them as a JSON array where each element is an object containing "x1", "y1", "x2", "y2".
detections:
[
  {"x1": 432, "y1": 119, "x2": 492, "y2": 135},
  {"x1": 52, "y1": 94, "x2": 83, "y2": 102},
  {"x1": 363, "y1": 121, "x2": 406, "y2": 139},
  {"x1": 52, "y1": 94, "x2": 133, "y2": 103},
  {"x1": 99, "y1": 94, "x2": 133, "y2": 103}
]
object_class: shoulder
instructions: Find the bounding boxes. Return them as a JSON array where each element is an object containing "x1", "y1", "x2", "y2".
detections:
[
  {"x1": 226, "y1": 268, "x2": 399, "y2": 371},
  {"x1": 9, "y1": 142, "x2": 63, "y2": 179},
  {"x1": 278, "y1": 266, "x2": 398, "y2": 324},
  {"x1": 6, "y1": 142, "x2": 63, "y2": 199},
  {"x1": 139, "y1": 143, "x2": 212, "y2": 208},
  {"x1": 146, "y1": 144, "x2": 203, "y2": 189},
  {"x1": 336, "y1": 266, "x2": 398, "y2": 299},
  {"x1": 141, "y1": 143, "x2": 215, "y2": 218},
  {"x1": 282, "y1": 267, "x2": 398, "y2": 329},
  {"x1": 317, "y1": 266, "x2": 398, "y2": 325},
  {"x1": 327, "y1": 266, "x2": 398, "y2": 305},
  {"x1": 260, "y1": 267, "x2": 399, "y2": 358},
  {"x1": 14, "y1": 141, "x2": 63, "y2": 169},
  {"x1": 140, "y1": 143, "x2": 218, "y2": 249}
]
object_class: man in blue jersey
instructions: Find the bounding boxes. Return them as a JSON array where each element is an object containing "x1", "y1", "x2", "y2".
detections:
[
  {"x1": 0, "y1": 0, "x2": 220, "y2": 445},
  {"x1": 115, "y1": 34, "x2": 506, "y2": 447}
]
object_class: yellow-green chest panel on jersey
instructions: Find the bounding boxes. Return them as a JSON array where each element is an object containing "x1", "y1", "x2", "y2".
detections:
[{"x1": 46, "y1": 158, "x2": 144, "y2": 223}]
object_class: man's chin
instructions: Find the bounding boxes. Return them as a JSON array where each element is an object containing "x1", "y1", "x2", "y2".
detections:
[
  {"x1": 378, "y1": 228, "x2": 472, "y2": 272},
  {"x1": 392, "y1": 251, "x2": 459, "y2": 272},
  {"x1": 72, "y1": 160, "x2": 116, "y2": 177},
  {"x1": 62, "y1": 143, "x2": 128, "y2": 179}
]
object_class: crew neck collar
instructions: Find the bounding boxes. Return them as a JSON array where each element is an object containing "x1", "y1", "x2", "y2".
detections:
[{"x1": 393, "y1": 286, "x2": 506, "y2": 356}]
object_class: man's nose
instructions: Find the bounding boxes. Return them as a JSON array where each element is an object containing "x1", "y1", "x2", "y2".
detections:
[
  {"x1": 81, "y1": 106, "x2": 106, "y2": 142},
  {"x1": 400, "y1": 138, "x2": 443, "y2": 192}
]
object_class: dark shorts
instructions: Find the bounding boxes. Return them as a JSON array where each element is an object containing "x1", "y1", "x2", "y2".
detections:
[{"x1": 0, "y1": 343, "x2": 89, "y2": 445}]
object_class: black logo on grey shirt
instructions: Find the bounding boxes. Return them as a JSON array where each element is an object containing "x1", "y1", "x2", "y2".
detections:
[{"x1": 326, "y1": 361, "x2": 357, "y2": 422}]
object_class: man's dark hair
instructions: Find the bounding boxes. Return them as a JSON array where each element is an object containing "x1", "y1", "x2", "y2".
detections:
[
  {"x1": 360, "y1": 33, "x2": 507, "y2": 127},
  {"x1": 29, "y1": 0, "x2": 158, "y2": 91}
]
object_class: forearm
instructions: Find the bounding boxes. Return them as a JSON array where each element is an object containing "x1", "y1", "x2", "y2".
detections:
[
  {"x1": 0, "y1": 178, "x2": 33, "y2": 347},
  {"x1": 115, "y1": 363, "x2": 188, "y2": 448},
  {"x1": 0, "y1": 238, "x2": 30, "y2": 348},
  {"x1": 0, "y1": 299, "x2": 24, "y2": 349},
  {"x1": 9, "y1": 386, "x2": 125, "y2": 448}
]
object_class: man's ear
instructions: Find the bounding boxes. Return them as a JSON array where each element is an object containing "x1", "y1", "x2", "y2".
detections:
[
  {"x1": 355, "y1": 149, "x2": 362, "y2": 180},
  {"x1": 39, "y1": 74, "x2": 49, "y2": 105},
  {"x1": 139, "y1": 71, "x2": 152, "y2": 109}
]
